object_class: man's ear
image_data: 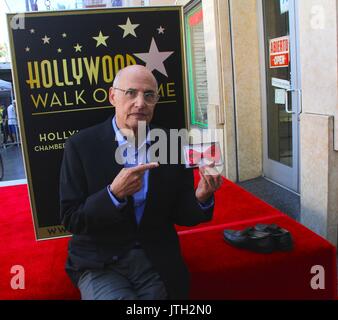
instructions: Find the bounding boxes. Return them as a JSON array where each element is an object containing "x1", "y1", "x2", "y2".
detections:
[{"x1": 109, "y1": 87, "x2": 115, "y2": 106}]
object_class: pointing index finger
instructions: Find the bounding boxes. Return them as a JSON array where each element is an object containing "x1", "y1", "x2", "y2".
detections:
[{"x1": 130, "y1": 162, "x2": 159, "y2": 173}]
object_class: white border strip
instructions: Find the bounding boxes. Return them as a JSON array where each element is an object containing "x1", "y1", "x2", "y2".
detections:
[{"x1": 0, "y1": 179, "x2": 27, "y2": 187}]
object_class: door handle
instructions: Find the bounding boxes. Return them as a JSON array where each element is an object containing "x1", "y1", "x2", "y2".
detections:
[{"x1": 284, "y1": 88, "x2": 302, "y2": 114}]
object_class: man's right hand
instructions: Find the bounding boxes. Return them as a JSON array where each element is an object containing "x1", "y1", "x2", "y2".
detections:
[{"x1": 109, "y1": 162, "x2": 159, "y2": 199}]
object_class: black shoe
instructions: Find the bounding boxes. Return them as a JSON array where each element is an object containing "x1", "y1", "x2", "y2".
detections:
[
  {"x1": 254, "y1": 224, "x2": 293, "y2": 252},
  {"x1": 223, "y1": 227, "x2": 275, "y2": 254}
]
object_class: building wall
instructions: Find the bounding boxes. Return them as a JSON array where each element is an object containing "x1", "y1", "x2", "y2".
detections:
[
  {"x1": 196, "y1": 0, "x2": 237, "y2": 180},
  {"x1": 212, "y1": 0, "x2": 237, "y2": 181},
  {"x1": 336, "y1": 0, "x2": 338, "y2": 151},
  {"x1": 176, "y1": 0, "x2": 190, "y2": 5},
  {"x1": 185, "y1": 0, "x2": 263, "y2": 182},
  {"x1": 125, "y1": 0, "x2": 176, "y2": 5},
  {"x1": 229, "y1": 0, "x2": 262, "y2": 181},
  {"x1": 298, "y1": 0, "x2": 338, "y2": 245},
  {"x1": 149, "y1": 0, "x2": 176, "y2": 5}
]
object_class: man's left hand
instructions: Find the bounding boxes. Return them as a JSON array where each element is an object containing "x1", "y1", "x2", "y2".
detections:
[{"x1": 195, "y1": 162, "x2": 223, "y2": 203}]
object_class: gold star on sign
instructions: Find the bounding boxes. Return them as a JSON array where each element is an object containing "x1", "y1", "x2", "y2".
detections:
[
  {"x1": 62, "y1": 33, "x2": 67, "y2": 38},
  {"x1": 93, "y1": 31, "x2": 109, "y2": 47},
  {"x1": 25, "y1": 47, "x2": 30, "y2": 52},
  {"x1": 118, "y1": 17, "x2": 140, "y2": 38},
  {"x1": 42, "y1": 35, "x2": 51, "y2": 44},
  {"x1": 30, "y1": 29, "x2": 35, "y2": 34},
  {"x1": 57, "y1": 48, "x2": 62, "y2": 53},
  {"x1": 74, "y1": 43, "x2": 82, "y2": 52}
]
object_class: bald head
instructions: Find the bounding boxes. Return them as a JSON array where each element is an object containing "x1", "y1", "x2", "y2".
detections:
[
  {"x1": 109, "y1": 64, "x2": 159, "y2": 135},
  {"x1": 113, "y1": 65, "x2": 158, "y2": 90}
]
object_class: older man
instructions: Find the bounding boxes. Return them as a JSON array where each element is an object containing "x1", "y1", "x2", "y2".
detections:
[{"x1": 60, "y1": 65, "x2": 222, "y2": 300}]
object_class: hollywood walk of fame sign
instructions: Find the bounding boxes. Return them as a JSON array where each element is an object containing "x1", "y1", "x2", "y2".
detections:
[{"x1": 7, "y1": 7, "x2": 187, "y2": 240}]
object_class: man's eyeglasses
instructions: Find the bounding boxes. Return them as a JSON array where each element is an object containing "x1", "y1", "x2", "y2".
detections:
[{"x1": 114, "y1": 87, "x2": 160, "y2": 104}]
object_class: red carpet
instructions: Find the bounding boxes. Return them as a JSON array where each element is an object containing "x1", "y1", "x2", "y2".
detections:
[
  {"x1": 180, "y1": 215, "x2": 337, "y2": 300},
  {"x1": 0, "y1": 176, "x2": 337, "y2": 300},
  {"x1": 176, "y1": 171, "x2": 283, "y2": 232},
  {"x1": 0, "y1": 184, "x2": 79, "y2": 300}
]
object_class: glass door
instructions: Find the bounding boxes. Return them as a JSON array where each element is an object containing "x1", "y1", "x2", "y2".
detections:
[{"x1": 260, "y1": 0, "x2": 301, "y2": 193}]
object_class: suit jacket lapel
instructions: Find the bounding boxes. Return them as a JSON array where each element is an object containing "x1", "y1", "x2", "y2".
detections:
[{"x1": 99, "y1": 115, "x2": 124, "y2": 180}]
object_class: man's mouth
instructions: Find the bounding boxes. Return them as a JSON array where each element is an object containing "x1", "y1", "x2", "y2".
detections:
[{"x1": 129, "y1": 113, "x2": 147, "y2": 117}]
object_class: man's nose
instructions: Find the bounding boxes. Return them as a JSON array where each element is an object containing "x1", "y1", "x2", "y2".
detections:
[{"x1": 134, "y1": 92, "x2": 147, "y2": 106}]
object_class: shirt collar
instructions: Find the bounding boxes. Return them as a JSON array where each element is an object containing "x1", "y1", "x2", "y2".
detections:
[{"x1": 112, "y1": 116, "x2": 151, "y2": 147}]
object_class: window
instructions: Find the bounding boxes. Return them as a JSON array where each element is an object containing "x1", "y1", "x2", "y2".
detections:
[{"x1": 185, "y1": 1, "x2": 208, "y2": 128}]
